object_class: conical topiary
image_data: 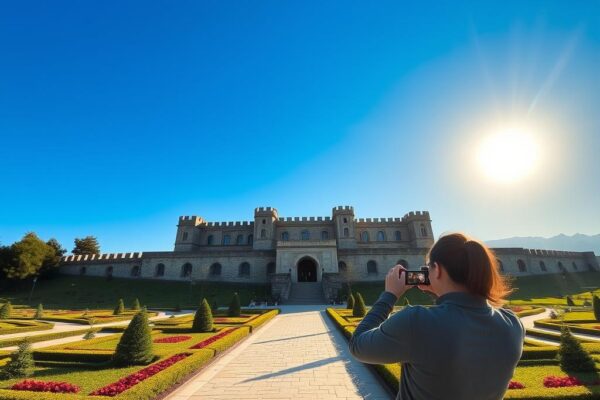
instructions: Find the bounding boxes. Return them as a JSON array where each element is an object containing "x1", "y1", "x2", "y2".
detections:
[
  {"x1": 353, "y1": 292, "x2": 366, "y2": 317},
  {"x1": 34, "y1": 303, "x2": 43, "y2": 319},
  {"x1": 228, "y1": 292, "x2": 241, "y2": 317},
  {"x1": 346, "y1": 293, "x2": 355, "y2": 310},
  {"x1": 83, "y1": 329, "x2": 96, "y2": 340},
  {"x1": 593, "y1": 296, "x2": 600, "y2": 322},
  {"x1": 192, "y1": 298, "x2": 213, "y2": 332},
  {"x1": 132, "y1": 298, "x2": 141, "y2": 311},
  {"x1": 0, "y1": 301, "x2": 12, "y2": 319},
  {"x1": 566, "y1": 296, "x2": 575, "y2": 307},
  {"x1": 558, "y1": 326, "x2": 596, "y2": 372},
  {"x1": 1, "y1": 340, "x2": 34, "y2": 379},
  {"x1": 113, "y1": 309, "x2": 154, "y2": 366},
  {"x1": 113, "y1": 299, "x2": 125, "y2": 315}
]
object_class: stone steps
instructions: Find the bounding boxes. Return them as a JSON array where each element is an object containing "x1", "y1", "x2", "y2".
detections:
[{"x1": 287, "y1": 282, "x2": 326, "y2": 305}]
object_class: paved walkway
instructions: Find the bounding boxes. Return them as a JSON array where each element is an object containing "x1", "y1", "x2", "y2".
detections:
[
  {"x1": 520, "y1": 309, "x2": 600, "y2": 344},
  {"x1": 166, "y1": 306, "x2": 392, "y2": 400}
]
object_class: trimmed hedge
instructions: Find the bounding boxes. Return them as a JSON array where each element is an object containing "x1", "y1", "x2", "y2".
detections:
[
  {"x1": 0, "y1": 320, "x2": 54, "y2": 335},
  {"x1": 534, "y1": 320, "x2": 600, "y2": 337},
  {"x1": 0, "y1": 328, "x2": 99, "y2": 348},
  {"x1": 33, "y1": 349, "x2": 114, "y2": 363},
  {"x1": 242, "y1": 309, "x2": 279, "y2": 332},
  {"x1": 514, "y1": 307, "x2": 546, "y2": 318}
]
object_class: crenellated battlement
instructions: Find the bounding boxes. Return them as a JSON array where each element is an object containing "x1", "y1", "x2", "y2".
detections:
[
  {"x1": 332, "y1": 205, "x2": 354, "y2": 214},
  {"x1": 356, "y1": 217, "x2": 402, "y2": 224},
  {"x1": 60, "y1": 252, "x2": 143, "y2": 264},
  {"x1": 206, "y1": 221, "x2": 254, "y2": 227},
  {"x1": 178, "y1": 216, "x2": 205, "y2": 226},
  {"x1": 493, "y1": 248, "x2": 583, "y2": 257},
  {"x1": 402, "y1": 211, "x2": 431, "y2": 221}
]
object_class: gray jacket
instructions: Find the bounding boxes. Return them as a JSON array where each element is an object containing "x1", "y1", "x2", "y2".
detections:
[{"x1": 349, "y1": 291, "x2": 524, "y2": 400}]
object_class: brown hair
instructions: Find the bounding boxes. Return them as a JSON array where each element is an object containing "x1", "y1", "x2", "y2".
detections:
[{"x1": 427, "y1": 232, "x2": 512, "y2": 307}]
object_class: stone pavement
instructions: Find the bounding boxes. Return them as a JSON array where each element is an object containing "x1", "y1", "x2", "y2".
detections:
[{"x1": 166, "y1": 306, "x2": 392, "y2": 400}]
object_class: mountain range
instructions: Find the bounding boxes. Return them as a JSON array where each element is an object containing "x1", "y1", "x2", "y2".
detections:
[{"x1": 486, "y1": 233, "x2": 600, "y2": 254}]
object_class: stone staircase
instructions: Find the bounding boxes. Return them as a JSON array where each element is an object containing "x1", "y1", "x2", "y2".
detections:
[{"x1": 286, "y1": 282, "x2": 326, "y2": 304}]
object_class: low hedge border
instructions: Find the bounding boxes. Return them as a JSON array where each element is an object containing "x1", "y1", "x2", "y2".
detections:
[
  {"x1": 0, "y1": 320, "x2": 55, "y2": 335},
  {"x1": 0, "y1": 328, "x2": 99, "y2": 348},
  {"x1": 514, "y1": 308, "x2": 546, "y2": 318},
  {"x1": 534, "y1": 320, "x2": 600, "y2": 337},
  {"x1": 241, "y1": 309, "x2": 279, "y2": 332},
  {"x1": 33, "y1": 349, "x2": 114, "y2": 363}
]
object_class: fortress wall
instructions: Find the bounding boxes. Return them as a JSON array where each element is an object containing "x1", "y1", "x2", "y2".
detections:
[
  {"x1": 493, "y1": 249, "x2": 596, "y2": 275},
  {"x1": 274, "y1": 225, "x2": 335, "y2": 241},
  {"x1": 337, "y1": 252, "x2": 428, "y2": 282}
]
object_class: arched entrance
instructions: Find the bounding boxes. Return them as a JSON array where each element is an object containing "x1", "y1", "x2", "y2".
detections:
[{"x1": 297, "y1": 257, "x2": 317, "y2": 282}]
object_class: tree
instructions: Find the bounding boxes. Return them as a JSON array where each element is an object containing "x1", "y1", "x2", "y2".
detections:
[
  {"x1": 72, "y1": 236, "x2": 100, "y2": 255},
  {"x1": 0, "y1": 301, "x2": 12, "y2": 319},
  {"x1": 113, "y1": 299, "x2": 125, "y2": 315},
  {"x1": 228, "y1": 292, "x2": 241, "y2": 317},
  {"x1": 353, "y1": 292, "x2": 366, "y2": 317},
  {"x1": 558, "y1": 326, "x2": 596, "y2": 372},
  {"x1": 83, "y1": 329, "x2": 96, "y2": 340},
  {"x1": 132, "y1": 298, "x2": 141, "y2": 311},
  {"x1": 1, "y1": 340, "x2": 34, "y2": 379},
  {"x1": 40, "y1": 238, "x2": 66, "y2": 277},
  {"x1": 2, "y1": 233, "x2": 53, "y2": 279},
  {"x1": 34, "y1": 303, "x2": 43, "y2": 319},
  {"x1": 346, "y1": 293, "x2": 355, "y2": 310},
  {"x1": 566, "y1": 296, "x2": 575, "y2": 307},
  {"x1": 594, "y1": 296, "x2": 600, "y2": 321},
  {"x1": 192, "y1": 298, "x2": 214, "y2": 332},
  {"x1": 113, "y1": 310, "x2": 154, "y2": 366}
]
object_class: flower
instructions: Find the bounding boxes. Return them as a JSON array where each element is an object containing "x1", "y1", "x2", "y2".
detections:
[
  {"x1": 543, "y1": 376, "x2": 583, "y2": 388},
  {"x1": 11, "y1": 379, "x2": 80, "y2": 393},
  {"x1": 189, "y1": 328, "x2": 237, "y2": 349},
  {"x1": 508, "y1": 381, "x2": 525, "y2": 389},
  {"x1": 153, "y1": 335, "x2": 192, "y2": 344}
]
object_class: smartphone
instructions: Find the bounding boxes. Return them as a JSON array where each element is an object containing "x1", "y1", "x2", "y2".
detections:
[{"x1": 403, "y1": 268, "x2": 430, "y2": 285}]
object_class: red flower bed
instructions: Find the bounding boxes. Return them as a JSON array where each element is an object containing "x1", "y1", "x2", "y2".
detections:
[
  {"x1": 154, "y1": 335, "x2": 192, "y2": 344},
  {"x1": 11, "y1": 379, "x2": 80, "y2": 393},
  {"x1": 510, "y1": 306, "x2": 524, "y2": 313},
  {"x1": 508, "y1": 381, "x2": 525, "y2": 389},
  {"x1": 543, "y1": 376, "x2": 584, "y2": 388},
  {"x1": 90, "y1": 353, "x2": 191, "y2": 396},
  {"x1": 189, "y1": 328, "x2": 237, "y2": 349}
]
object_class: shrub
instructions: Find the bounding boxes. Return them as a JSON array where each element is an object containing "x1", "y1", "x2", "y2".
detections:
[
  {"x1": 113, "y1": 309, "x2": 155, "y2": 366},
  {"x1": 83, "y1": 329, "x2": 96, "y2": 340},
  {"x1": 566, "y1": 296, "x2": 575, "y2": 307},
  {"x1": 0, "y1": 301, "x2": 12, "y2": 319},
  {"x1": 132, "y1": 298, "x2": 141, "y2": 311},
  {"x1": 346, "y1": 293, "x2": 355, "y2": 310},
  {"x1": 558, "y1": 326, "x2": 596, "y2": 372},
  {"x1": 34, "y1": 303, "x2": 43, "y2": 319},
  {"x1": 113, "y1": 298, "x2": 125, "y2": 315},
  {"x1": 11, "y1": 379, "x2": 80, "y2": 393},
  {"x1": 192, "y1": 298, "x2": 213, "y2": 332},
  {"x1": 353, "y1": 292, "x2": 366, "y2": 318},
  {"x1": 228, "y1": 293, "x2": 241, "y2": 317},
  {"x1": 543, "y1": 375, "x2": 583, "y2": 388},
  {"x1": 1, "y1": 340, "x2": 34, "y2": 379},
  {"x1": 594, "y1": 296, "x2": 600, "y2": 321}
]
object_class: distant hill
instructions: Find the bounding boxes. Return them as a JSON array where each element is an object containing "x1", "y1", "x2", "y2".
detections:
[{"x1": 486, "y1": 233, "x2": 600, "y2": 254}]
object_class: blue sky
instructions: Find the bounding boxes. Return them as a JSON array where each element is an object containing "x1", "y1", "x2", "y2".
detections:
[{"x1": 1, "y1": 1, "x2": 599, "y2": 253}]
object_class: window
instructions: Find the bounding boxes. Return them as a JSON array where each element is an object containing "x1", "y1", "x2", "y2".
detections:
[
  {"x1": 131, "y1": 265, "x2": 141, "y2": 277},
  {"x1": 239, "y1": 262, "x2": 250, "y2": 276},
  {"x1": 338, "y1": 261, "x2": 347, "y2": 271},
  {"x1": 247, "y1": 234, "x2": 253, "y2": 245},
  {"x1": 181, "y1": 263, "x2": 192, "y2": 278},
  {"x1": 497, "y1": 259, "x2": 504, "y2": 272},
  {"x1": 301, "y1": 230, "x2": 310, "y2": 240},
  {"x1": 106, "y1": 266, "x2": 113, "y2": 277},
  {"x1": 361, "y1": 231, "x2": 369, "y2": 242},
  {"x1": 207, "y1": 235, "x2": 214, "y2": 245},
  {"x1": 539, "y1": 261, "x2": 547, "y2": 272},
  {"x1": 182, "y1": 231, "x2": 188, "y2": 241},
  {"x1": 343, "y1": 217, "x2": 347, "y2": 223},
  {"x1": 209, "y1": 263, "x2": 222, "y2": 276},
  {"x1": 343, "y1": 228, "x2": 349, "y2": 237},
  {"x1": 222, "y1": 234, "x2": 231, "y2": 245},
  {"x1": 397, "y1": 259, "x2": 409, "y2": 268},
  {"x1": 236, "y1": 234, "x2": 244, "y2": 245},
  {"x1": 572, "y1": 262, "x2": 578, "y2": 271},
  {"x1": 367, "y1": 260, "x2": 377, "y2": 274},
  {"x1": 267, "y1": 262, "x2": 276, "y2": 275},
  {"x1": 395, "y1": 231, "x2": 402, "y2": 241},
  {"x1": 558, "y1": 262, "x2": 566, "y2": 272},
  {"x1": 281, "y1": 231, "x2": 289, "y2": 241},
  {"x1": 155, "y1": 263, "x2": 165, "y2": 277},
  {"x1": 420, "y1": 224, "x2": 427, "y2": 237},
  {"x1": 517, "y1": 259, "x2": 527, "y2": 273},
  {"x1": 260, "y1": 229, "x2": 267, "y2": 239},
  {"x1": 262, "y1": 219, "x2": 266, "y2": 224},
  {"x1": 79, "y1": 266, "x2": 86, "y2": 276},
  {"x1": 377, "y1": 231, "x2": 385, "y2": 241},
  {"x1": 321, "y1": 230, "x2": 329, "y2": 240}
]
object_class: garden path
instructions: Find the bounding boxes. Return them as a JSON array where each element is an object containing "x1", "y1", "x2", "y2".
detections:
[{"x1": 520, "y1": 308, "x2": 600, "y2": 344}]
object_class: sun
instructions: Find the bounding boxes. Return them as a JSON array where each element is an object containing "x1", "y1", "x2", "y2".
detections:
[{"x1": 476, "y1": 127, "x2": 540, "y2": 183}]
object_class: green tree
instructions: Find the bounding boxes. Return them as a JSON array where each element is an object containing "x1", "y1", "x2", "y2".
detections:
[
  {"x1": 83, "y1": 329, "x2": 96, "y2": 340},
  {"x1": 192, "y1": 298, "x2": 214, "y2": 332},
  {"x1": 346, "y1": 293, "x2": 355, "y2": 309},
  {"x1": 2, "y1": 233, "x2": 53, "y2": 279},
  {"x1": 228, "y1": 292, "x2": 241, "y2": 317},
  {"x1": 72, "y1": 236, "x2": 100, "y2": 255},
  {"x1": 594, "y1": 296, "x2": 600, "y2": 321},
  {"x1": 558, "y1": 326, "x2": 596, "y2": 372},
  {"x1": 566, "y1": 296, "x2": 575, "y2": 307},
  {"x1": 40, "y1": 238, "x2": 66, "y2": 277},
  {"x1": 113, "y1": 310, "x2": 154, "y2": 366},
  {"x1": 353, "y1": 292, "x2": 367, "y2": 317},
  {"x1": 34, "y1": 303, "x2": 43, "y2": 319},
  {"x1": 1, "y1": 340, "x2": 34, "y2": 379},
  {"x1": 132, "y1": 298, "x2": 141, "y2": 311},
  {"x1": 113, "y1": 298, "x2": 125, "y2": 315},
  {"x1": 0, "y1": 301, "x2": 12, "y2": 319}
]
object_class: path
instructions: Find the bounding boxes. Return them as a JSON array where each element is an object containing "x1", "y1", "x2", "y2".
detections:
[
  {"x1": 166, "y1": 306, "x2": 392, "y2": 400},
  {"x1": 520, "y1": 308, "x2": 600, "y2": 344}
]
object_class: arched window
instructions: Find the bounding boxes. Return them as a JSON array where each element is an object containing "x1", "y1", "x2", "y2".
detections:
[
  {"x1": 338, "y1": 261, "x2": 347, "y2": 271},
  {"x1": 301, "y1": 230, "x2": 310, "y2": 240},
  {"x1": 131, "y1": 265, "x2": 141, "y2": 277},
  {"x1": 262, "y1": 219, "x2": 266, "y2": 224},
  {"x1": 361, "y1": 231, "x2": 369, "y2": 242},
  {"x1": 395, "y1": 231, "x2": 402, "y2": 241},
  {"x1": 281, "y1": 231, "x2": 289, "y2": 241},
  {"x1": 497, "y1": 259, "x2": 504, "y2": 272},
  {"x1": 182, "y1": 231, "x2": 188, "y2": 241},
  {"x1": 539, "y1": 261, "x2": 547, "y2": 272},
  {"x1": 181, "y1": 263, "x2": 193, "y2": 278},
  {"x1": 517, "y1": 259, "x2": 527, "y2": 273},
  {"x1": 397, "y1": 259, "x2": 409, "y2": 268},
  {"x1": 367, "y1": 260, "x2": 377, "y2": 274},
  {"x1": 321, "y1": 230, "x2": 329, "y2": 240},
  {"x1": 572, "y1": 262, "x2": 578, "y2": 271},
  {"x1": 247, "y1": 234, "x2": 253, "y2": 245},
  {"x1": 79, "y1": 266, "x2": 86, "y2": 276},
  {"x1": 222, "y1": 234, "x2": 231, "y2": 245},
  {"x1": 558, "y1": 262, "x2": 566, "y2": 272},
  {"x1": 260, "y1": 229, "x2": 267, "y2": 239},
  {"x1": 209, "y1": 263, "x2": 222, "y2": 276},
  {"x1": 343, "y1": 217, "x2": 348, "y2": 223},
  {"x1": 239, "y1": 262, "x2": 250, "y2": 276},
  {"x1": 207, "y1": 235, "x2": 214, "y2": 245},
  {"x1": 343, "y1": 228, "x2": 349, "y2": 238},
  {"x1": 236, "y1": 234, "x2": 244, "y2": 245},
  {"x1": 420, "y1": 224, "x2": 427, "y2": 237},
  {"x1": 377, "y1": 231, "x2": 385, "y2": 241},
  {"x1": 155, "y1": 263, "x2": 165, "y2": 277},
  {"x1": 105, "y1": 266, "x2": 113, "y2": 277},
  {"x1": 267, "y1": 262, "x2": 276, "y2": 275}
]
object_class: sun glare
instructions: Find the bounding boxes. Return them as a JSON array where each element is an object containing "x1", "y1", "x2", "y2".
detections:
[{"x1": 476, "y1": 127, "x2": 540, "y2": 184}]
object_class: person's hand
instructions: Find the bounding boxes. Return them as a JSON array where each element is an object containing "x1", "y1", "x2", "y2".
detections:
[{"x1": 385, "y1": 264, "x2": 408, "y2": 299}]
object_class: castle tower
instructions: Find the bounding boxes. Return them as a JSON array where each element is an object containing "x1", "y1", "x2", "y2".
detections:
[
  {"x1": 332, "y1": 206, "x2": 356, "y2": 249},
  {"x1": 174, "y1": 215, "x2": 205, "y2": 251},
  {"x1": 404, "y1": 211, "x2": 434, "y2": 248},
  {"x1": 253, "y1": 207, "x2": 278, "y2": 250}
]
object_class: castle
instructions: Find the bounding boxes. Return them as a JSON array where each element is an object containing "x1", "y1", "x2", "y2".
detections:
[{"x1": 59, "y1": 206, "x2": 599, "y2": 302}]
